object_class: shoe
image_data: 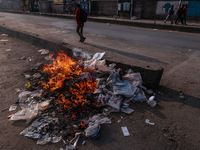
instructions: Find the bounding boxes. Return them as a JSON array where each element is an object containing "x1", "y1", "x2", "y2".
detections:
[{"x1": 81, "y1": 37, "x2": 86, "y2": 42}]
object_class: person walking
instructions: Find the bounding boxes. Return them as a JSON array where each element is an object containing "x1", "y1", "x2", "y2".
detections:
[
  {"x1": 182, "y1": 4, "x2": 187, "y2": 25},
  {"x1": 75, "y1": 4, "x2": 86, "y2": 42},
  {"x1": 164, "y1": 5, "x2": 174, "y2": 24},
  {"x1": 175, "y1": 4, "x2": 184, "y2": 25}
]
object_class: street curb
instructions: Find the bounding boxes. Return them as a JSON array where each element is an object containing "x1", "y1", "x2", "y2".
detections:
[
  {"x1": 0, "y1": 25, "x2": 164, "y2": 89},
  {"x1": 1, "y1": 10, "x2": 200, "y2": 34}
]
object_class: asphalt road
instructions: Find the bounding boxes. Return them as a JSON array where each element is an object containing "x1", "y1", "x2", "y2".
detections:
[
  {"x1": 0, "y1": 12, "x2": 200, "y2": 97},
  {"x1": 0, "y1": 12, "x2": 200, "y2": 71}
]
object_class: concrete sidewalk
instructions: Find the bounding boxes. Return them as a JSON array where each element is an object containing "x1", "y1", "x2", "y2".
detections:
[{"x1": 2, "y1": 10, "x2": 200, "y2": 33}]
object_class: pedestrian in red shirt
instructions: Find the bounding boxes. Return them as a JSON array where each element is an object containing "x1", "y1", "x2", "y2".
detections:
[
  {"x1": 182, "y1": 5, "x2": 187, "y2": 25},
  {"x1": 76, "y1": 4, "x2": 86, "y2": 42}
]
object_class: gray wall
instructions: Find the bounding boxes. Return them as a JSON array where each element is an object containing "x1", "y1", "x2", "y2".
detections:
[{"x1": 90, "y1": 1, "x2": 117, "y2": 16}]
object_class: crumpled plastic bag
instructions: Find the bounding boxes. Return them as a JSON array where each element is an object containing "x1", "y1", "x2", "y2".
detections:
[
  {"x1": 133, "y1": 89, "x2": 147, "y2": 102},
  {"x1": 123, "y1": 72, "x2": 142, "y2": 87},
  {"x1": 83, "y1": 52, "x2": 109, "y2": 72},
  {"x1": 20, "y1": 116, "x2": 53, "y2": 139},
  {"x1": 18, "y1": 90, "x2": 43, "y2": 109},
  {"x1": 20, "y1": 116, "x2": 61, "y2": 145},
  {"x1": 91, "y1": 52, "x2": 105, "y2": 60},
  {"x1": 73, "y1": 48, "x2": 92, "y2": 61},
  {"x1": 85, "y1": 114, "x2": 111, "y2": 138},
  {"x1": 106, "y1": 70, "x2": 123, "y2": 86},
  {"x1": 84, "y1": 59, "x2": 110, "y2": 72},
  {"x1": 38, "y1": 49, "x2": 49, "y2": 55},
  {"x1": 113, "y1": 81, "x2": 137, "y2": 97},
  {"x1": 10, "y1": 100, "x2": 51, "y2": 122}
]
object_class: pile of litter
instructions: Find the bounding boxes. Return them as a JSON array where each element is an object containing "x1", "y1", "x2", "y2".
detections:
[{"x1": 8, "y1": 50, "x2": 158, "y2": 149}]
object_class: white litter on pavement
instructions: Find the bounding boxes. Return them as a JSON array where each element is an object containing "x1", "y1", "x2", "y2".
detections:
[
  {"x1": 121, "y1": 126, "x2": 130, "y2": 136},
  {"x1": 1, "y1": 39, "x2": 8, "y2": 42},
  {"x1": 145, "y1": 119, "x2": 155, "y2": 126},
  {"x1": 38, "y1": 49, "x2": 49, "y2": 55}
]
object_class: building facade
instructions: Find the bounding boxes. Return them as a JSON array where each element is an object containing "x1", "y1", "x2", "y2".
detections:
[{"x1": 0, "y1": 0, "x2": 199, "y2": 20}]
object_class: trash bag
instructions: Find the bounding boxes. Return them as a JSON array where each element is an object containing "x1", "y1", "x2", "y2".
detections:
[{"x1": 113, "y1": 81, "x2": 137, "y2": 97}]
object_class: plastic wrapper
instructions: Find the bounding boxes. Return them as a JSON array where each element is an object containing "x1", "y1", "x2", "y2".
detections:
[
  {"x1": 106, "y1": 70, "x2": 125, "y2": 89},
  {"x1": 73, "y1": 48, "x2": 92, "y2": 60},
  {"x1": 18, "y1": 90, "x2": 43, "y2": 109},
  {"x1": 97, "y1": 94, "x2": 106, "y2": 106},
  {"x1": 85, "y1": 59, "x2": 109, "y2": 72},
  {"x1": 91, "y1": 52, "x2": 105, "y2": 60},
  {"x1": 83, "y1": 52, "x2": 109, "y2": 72},
  {"x1": 123, "y1": 72, "x2": 142, "y2": 87},
  {"x1": 121, "y1": 108, "x2": 134, "y2": 114},
  {"x1": 10, "y1": 100, "x2": 51, "y2": 122},
  {"x1": 95, "y1": 59, "x2": 110, "y2": 72},
  {"x1": 85, "y1": 115, "x2": 111, "y2": 138},
  {"x1": 38, "y1": 49, "x2": 49, "y2": 55},
  {"x1": 106, "y1": 95, "x2": 123, "y2": 110}
]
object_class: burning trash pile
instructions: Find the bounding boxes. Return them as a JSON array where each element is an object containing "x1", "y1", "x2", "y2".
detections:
[{"x1": 9, "y1": 50, "x2": 157, "y2": 148}]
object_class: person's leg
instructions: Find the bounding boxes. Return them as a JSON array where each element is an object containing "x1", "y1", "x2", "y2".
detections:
[
  {"x1": 180, "y1": 16, "x2": 183, "y2": 24},
  {"x1": 175, "y1": 16, "x2": 179, "y2": 24},
  {"x1": 76, "y1": 24, "x2": 82, "y2": 40},
  {"x1": 183, "y1": 15, "x2": 186, "y2": 25},
  {"x1": 171, "y1": 15, "x2": 174, "y2": 24},
  {"x1": 80, "y1": 24, "x2": 84, "y2": 38},
  {"x1": 164, "y1": 15, "x2": 169, "y2": 23},
  {"x1": 184, "y1": 15, "x2": 187, "y2": 25},
  {"x1": 80, "y1": 24, "x2": 86, "y2": 42}
]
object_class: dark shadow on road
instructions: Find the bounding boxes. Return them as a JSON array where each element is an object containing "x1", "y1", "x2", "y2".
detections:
[
  {"x1": 158, "y1": 86, "x2": 200, "y2": 109},
  {"x1": 132, "y1": 85, "x2": 200, "y2": 119},
  {"x1": 84, "y1": 42, "x2": 168, "y2": 65}
]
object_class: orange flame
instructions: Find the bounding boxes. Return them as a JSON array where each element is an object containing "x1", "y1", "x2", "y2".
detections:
[{"x1": 40, "y1": 51, "x2": 97, "y2": 123}]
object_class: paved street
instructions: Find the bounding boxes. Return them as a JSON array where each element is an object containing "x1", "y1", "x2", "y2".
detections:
[
  {"x1": 0, "y1": 12, "x2": 200, "y2": 72},
  {"x1": 0, "y1": 12, "x2": 200, "y2": 97}
]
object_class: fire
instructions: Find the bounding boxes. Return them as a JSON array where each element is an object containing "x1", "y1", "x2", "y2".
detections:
[
  {"x1": 40, "y1": 51, "x2": 83, "y2": 92},
  {"x1": 40, "y1": 51, "x2": 98, "y2": 123}
]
